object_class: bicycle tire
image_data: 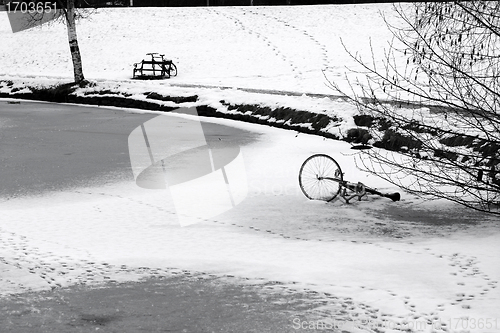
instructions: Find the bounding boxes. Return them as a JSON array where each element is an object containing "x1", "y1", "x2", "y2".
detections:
[
  {"x1": 298, "y1": 154, "x2": 343, "y2": 202},
  {"x1": 170, "y1": 63, "x2": 177, "y2": 77}
]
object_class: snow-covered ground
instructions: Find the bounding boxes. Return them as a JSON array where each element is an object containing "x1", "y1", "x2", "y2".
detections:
[
  {"x1": 1, "y1": 4, "x2": 500, "y2": 333},
  {"x1": 0, "y1": 4, "x2": 397, "y2": 94},
  {"x1": 0, "y1": 3, "x2": 406, "y2": 142}
]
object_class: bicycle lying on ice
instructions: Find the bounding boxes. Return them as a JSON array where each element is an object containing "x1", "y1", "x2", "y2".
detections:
[{"x1": 298, "y1": 154, "x2": 401, "y2": 203}]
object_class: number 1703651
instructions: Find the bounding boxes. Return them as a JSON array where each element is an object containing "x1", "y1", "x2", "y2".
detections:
[{"x1": 5, "y1": 1, "x2": 57, "y2": 14}]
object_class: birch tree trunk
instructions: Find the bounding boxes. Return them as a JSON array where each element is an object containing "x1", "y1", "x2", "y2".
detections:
[{"x1": 65, "y1": 0, "x2": 85, "y2": 83}]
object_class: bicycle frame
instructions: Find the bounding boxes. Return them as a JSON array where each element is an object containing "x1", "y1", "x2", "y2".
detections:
[
  {"x1": 298, "y1": 154, "x2": 400, "y2": 203},
  {"x1": 320, "y1": 176, "x2": 400, "y2": 203}
]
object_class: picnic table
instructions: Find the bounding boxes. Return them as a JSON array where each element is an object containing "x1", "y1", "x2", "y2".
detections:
[{"x1": 133, "y1": 53, "x2": 177, "y2": 79}]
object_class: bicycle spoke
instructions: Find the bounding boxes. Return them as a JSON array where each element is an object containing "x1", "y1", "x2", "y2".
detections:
[{"x1": 299, "y1": 154, "x2": 343, "y2": 201}]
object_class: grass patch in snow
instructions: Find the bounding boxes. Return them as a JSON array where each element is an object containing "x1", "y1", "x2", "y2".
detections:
[{"x1": 0, "y1": 79, "x2": 344, "y2": 140}]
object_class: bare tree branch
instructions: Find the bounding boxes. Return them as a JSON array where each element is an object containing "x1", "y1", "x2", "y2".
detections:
[{"x1": 329, "y1": 1, "x2": 500, "y2": 215}]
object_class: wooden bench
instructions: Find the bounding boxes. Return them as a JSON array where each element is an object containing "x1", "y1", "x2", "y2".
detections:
[{"x1": 133, "y1": 53, "x2": 177, "y2": 79}]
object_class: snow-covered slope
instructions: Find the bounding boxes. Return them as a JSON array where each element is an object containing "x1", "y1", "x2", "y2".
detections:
[{"x1": 0, "y1": 5, "x2": 396, "y2": 95}]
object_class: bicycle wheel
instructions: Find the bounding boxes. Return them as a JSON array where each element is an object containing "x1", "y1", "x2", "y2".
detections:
[
  {"x1": 299, "y1": 154, "x2": 343, "y2": 201},
  {"x1": 170, "y1": 63, "x2": 177, "y2": 77}
]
